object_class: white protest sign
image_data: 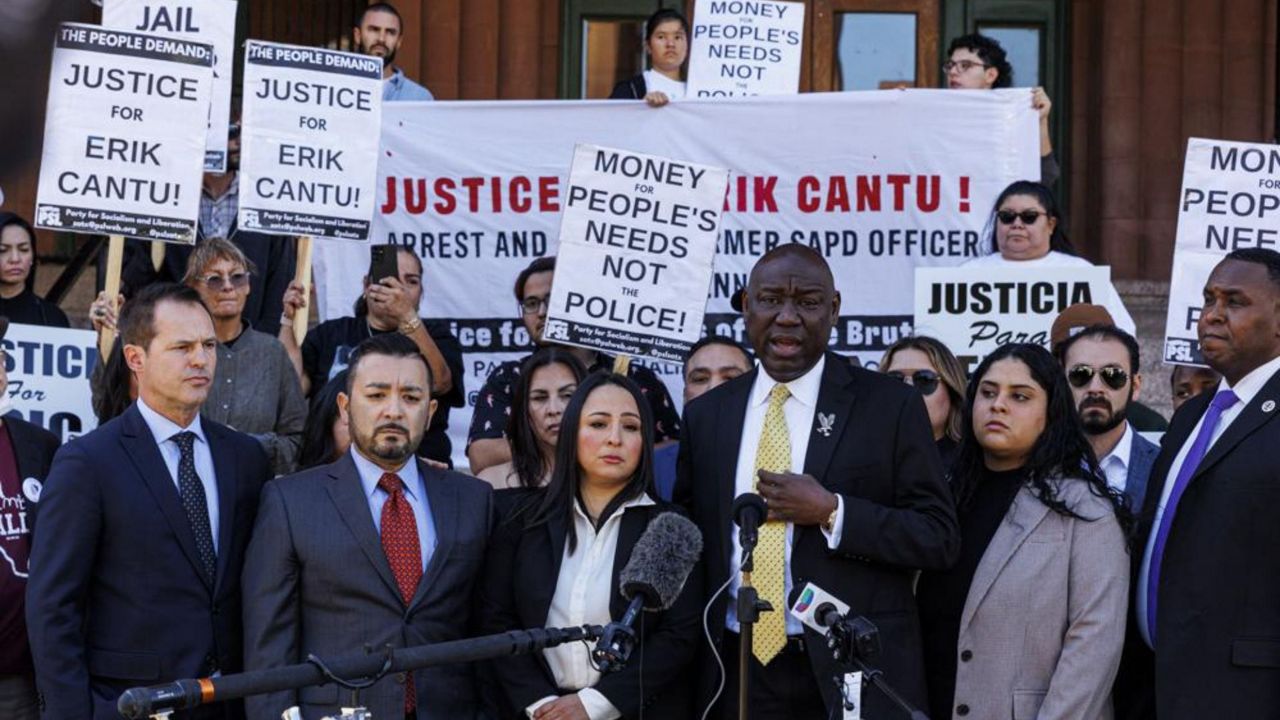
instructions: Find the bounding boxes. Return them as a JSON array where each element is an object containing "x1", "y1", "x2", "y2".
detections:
[
  {"x1": 914, "y1": 265, "x2": 1114, "y2": 368},
  {"x1": 2, "y1": 324, "x2": 99, "y2": 444},
  {"x1": 239, "y1": 40, "x2": 382, "y2": 240},
  {"x1": 1164, "y1": 138, "x2": 1280, "y2": 365},
  {"x1": 103, "y1": 0, "x2": 238, "y2": 173},
  {"x1": 34, "y1": 23, "x2": 213, "y2": 242},
  {"x1": 542, "y1": 144, "x2": 729, "y2": 361},
  {"x1": 687, "y1": 0, "x2": 804, "y2": 97}
]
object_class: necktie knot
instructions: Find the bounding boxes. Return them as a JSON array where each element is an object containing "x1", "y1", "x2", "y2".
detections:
[
  {"x1": 1210, "y1": 389, "x2": 1239, "y2": 411},
  {"x1": 768, "y1": 383, "x2": 791, "y2": 407},
  {"x1": 172, "y1": 431, "x2": 196, "y2": 454},
  {"x1": 378, "y1": 472, "x2": 405, "y2": 497}
]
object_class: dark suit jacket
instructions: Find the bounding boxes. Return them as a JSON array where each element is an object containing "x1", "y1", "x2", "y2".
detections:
[
  {"x1": 1128, "y1": 372, "x2": 1280, "y2": 718},
  {"x1": 26, "y1": 404, "x2": 268, "y2": 720},
  {"x1": 1123, "y1": 429, "x2": 1159, "y2": 513},
  {"x1": 674, "y1": 352, "x2": 960, "y2": 716},
  {"x1": 241, "y1": 452, "x2": 494, "y2": 720},
  {"x1": 477, "y1": 496, "x2": 702, "y2": 719},
  {"x1": 5, "y1": 416, "x2": 59, "y2": 536}
]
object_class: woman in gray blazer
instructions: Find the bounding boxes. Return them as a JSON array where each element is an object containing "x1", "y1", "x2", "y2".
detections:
[{"x1": 918, "y1": 343, "x2": 1132, "y2": 720}]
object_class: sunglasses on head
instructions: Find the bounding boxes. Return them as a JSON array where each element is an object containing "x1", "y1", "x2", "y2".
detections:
[
  {"x1": 996, "y1": 209, "x2": 1048, "y2": 225},
  {"x1": 1067, "y1": 364, "x2": 1129, "y2": 390},
  {"x1": 886, "y1": 369, "x2": 941, "y2": 397}
]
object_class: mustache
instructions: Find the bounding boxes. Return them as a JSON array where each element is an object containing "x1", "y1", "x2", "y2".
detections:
[
  {"x1": 1078, "y1": 397, "x2": 1112, "y2": 411},
  {"x1": 375, "y1": 423, "x2": 409, "y2": 435}
]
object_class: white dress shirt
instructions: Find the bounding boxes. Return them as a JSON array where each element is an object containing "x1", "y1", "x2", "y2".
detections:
[
  {"x1": 1098, "y1": 423, "x2": 1135, "y2": 495},
  {"x1": 136, "y1": 398, "x2": 219, "y2": 552},
  {"x1": 727, "y1": 356, "x2": 845, "y2": 636},
  {"x1": 528, "y1": 493, "x2": 656, "y2": 720},
  {"x1": 1136, "y1": 353, "x2": 1280, "y2": 646},
  {"x1": 643, "y1": 69, "x2": 686, "y2": 100},
  {"x1": 350, "y1": 448, "x2": 438, "y2": 572}
]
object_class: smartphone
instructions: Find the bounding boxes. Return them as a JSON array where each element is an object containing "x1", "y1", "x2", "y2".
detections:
[{"x1": 369, "y1": 244, "x2": 399, "y2": 285}]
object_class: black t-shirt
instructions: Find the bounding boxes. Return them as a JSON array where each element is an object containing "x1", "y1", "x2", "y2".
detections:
[
  {"x1": 0, "y1": 289, "x2": 70, "y2": 328},
  {"x1": 301, "y1": 315, "x2": 465, "y2": 464}
]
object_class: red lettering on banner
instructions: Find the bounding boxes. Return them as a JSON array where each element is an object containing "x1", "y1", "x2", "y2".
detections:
[
  {"x1": 380, "y1": 176, "x2": 563, "y2": 215},
  {"x1": 510, "y1": 176, "x2": 532, "y2": 213},
  {"x1": 887, "y1": 174, "x2": 910, "y2": 210},
  {"x1": 434, "y1": 178, "x2": 457, "y2": 213},
  {"x1": 539, "y1": 177, "x2": 560, "y2": 212},
  {"x1": 797, "y1": 176, "x2": 819, "y2": 212},
  {"x1": 856, "y1": 176, "x2": 880, "y2": 211}
]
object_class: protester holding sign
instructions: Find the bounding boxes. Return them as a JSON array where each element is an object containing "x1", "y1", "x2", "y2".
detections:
[
  {"x1": 610, "y1": 9, "x2": 689, "y2": 107},
  {"x1": 0, "y1": 214, "x2": 68, "y2": 328},
  {"x1": 917, "y1": 343, "x2": 1129, "y2": 720},
  {"x1": 355, "y1": 2, "x2": 434, "y2": 101},
  {"x1": 880, "y1": 335, "x2": 967, "y2": 466}
]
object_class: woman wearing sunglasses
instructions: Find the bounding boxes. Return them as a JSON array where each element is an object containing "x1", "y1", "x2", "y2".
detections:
[
  {"x1": 880, "y1": 336, "x2": 967, "y2": 468},
  {"x1": 916, "y1": 343, "x2": 1131, "y2": 720},
  {"x1": 964, "y1": 180, "x2": 1137, "y2": 336}
]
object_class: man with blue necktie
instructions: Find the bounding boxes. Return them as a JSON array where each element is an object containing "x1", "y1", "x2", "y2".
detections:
[{"x1": 1132, "y1": 247, "x2": 1280, "y2": 718}]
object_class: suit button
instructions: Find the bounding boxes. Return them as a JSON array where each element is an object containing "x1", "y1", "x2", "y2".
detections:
[
  {"x1": 957, "y1": 704, "x2": 970, "y2": 716},
  {"x1": 395, "y1": 672, "x2": 407, "y2": 684},
  {"x1": 960, "y1": 650, "x2": 972, "y2": 662}
]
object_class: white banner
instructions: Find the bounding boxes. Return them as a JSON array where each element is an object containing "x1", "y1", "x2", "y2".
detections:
[
  {"x1": 1164, "y1": 137, "x2": 1280, "y2": 366},
  {"x1": 34, "y1": 23, "x2": 213, "y2": 242},
  {"x1": 103, "y1": 0, "x2": 238, "y2": 173},
  {"x1": 2, "y1": 324, "x2": 99, "y2": 444},
  {"x1": 543, "y1": 144, "x2": 729, "y2": 361},
  {"x1": 313, "y1": 90, "x2": 1038, "y2": 467},
  {"x1": 914, "y1": 265, "x2": 1115, "y2": 370},
  {"x1": 239, "y1": 41, "x2": 382, "y2": 240},
  {"x1": 687, "y1": 0, "x2": 804, "y2": 97}
]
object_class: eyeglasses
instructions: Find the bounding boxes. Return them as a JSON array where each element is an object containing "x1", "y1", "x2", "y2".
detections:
[
  {"x1": 886, "y1": 369, "x2": 942, "y2": 397},
  {"x1": 942, "y1": 60, "x2": 989, "y2": 74},
  {"x1": 997, "y1": 209, "x2": 1049, "y2": 225},
  {"x1": 1067, "y1": 364, "x2": 1129, "y2": 390},
  {"x1": 520, "y1": 296, "x2": 549, "y2": 315},
  {"x1": 199, "y1": 272, "x2": 250, "y2": 291}
]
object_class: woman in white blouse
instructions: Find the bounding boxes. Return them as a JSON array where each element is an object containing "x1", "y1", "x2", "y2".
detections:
[
  {"x1": 478, "y1": 372, "x2": 702, "y2": 720},
  {"x1": 608, "y1": 9, "x2": 689, "y2": 107},
  {"x1": 964, "y1": 180, "x2": 1137, "y2": 335}
]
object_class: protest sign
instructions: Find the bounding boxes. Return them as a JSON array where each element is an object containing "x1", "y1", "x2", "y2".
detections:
[
  {"x1": 312, "y1": 90, "x2": 1039, "y2": 466},
  {"x1": 2, "y1": 324, "x2": 99, "y2": 444},
  {"x1": 542, "y1": 144, "x2": 728, "y2": 361},
  {"x1": 103, "y1": 0, "x2": 238, "y2": 173},
  {"x1": 1164, "y1": 137, "x2": 1280, "y2": 365},
  {"x1": 34, "y1": 23, "x2": 213, "y2": 242},
  {"x1": 687, "y1": 0, "x2": 804, "y2": 97},
  {"x1": 239, "y1": 40, "x2": 383, "y2": 240},
  {"x1": 914, "y1": 265, "x2": 1114, "y2": 370}
]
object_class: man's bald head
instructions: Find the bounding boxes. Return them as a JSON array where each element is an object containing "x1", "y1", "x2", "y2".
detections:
[
  {"x1": 748, "y1": 244, "x2": 834, "y2": 293},
  {"x1": 743, "y1": 243, "x2": 840, "y2": 382}
]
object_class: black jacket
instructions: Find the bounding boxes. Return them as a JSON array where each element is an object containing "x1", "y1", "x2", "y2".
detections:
[
  {"x1": 609, "y1": 73, "x2": 647, "y2": 100},
  {"x1": 5, "y1": 415, "x2": 59, "y2": 537}
]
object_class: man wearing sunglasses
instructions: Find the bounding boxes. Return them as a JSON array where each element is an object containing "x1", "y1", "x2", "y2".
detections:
[{"x1": 1054, "y1": 322, "x2": 1157, "y2": 512}]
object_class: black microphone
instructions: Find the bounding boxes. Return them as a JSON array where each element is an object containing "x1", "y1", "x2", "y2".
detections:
[
  {"x1": 592, "y1": 512, "x2": 703, "y2": 672},
  {"x1": 814, "y1": 602, "x2": 843, "y2": 630},
  {"x1": 116, "y1": 679, "x2": 206, "y2": 719},
  {"x1": 732, "y1": 493, "x2": 767, "y2": 554}
]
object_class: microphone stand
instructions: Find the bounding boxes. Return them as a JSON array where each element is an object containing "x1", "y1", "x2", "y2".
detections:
[
  {"x1": 732, "y1": 494, "x2": 770, "y2": 720},
  {"x1": 825, "y1": 614, "x2": 930, "y2": 720}
]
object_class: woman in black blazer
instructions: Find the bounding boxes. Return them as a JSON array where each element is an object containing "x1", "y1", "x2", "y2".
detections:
[{"x1": 478, "y1": 371, "x2": 702, "y2": 719}]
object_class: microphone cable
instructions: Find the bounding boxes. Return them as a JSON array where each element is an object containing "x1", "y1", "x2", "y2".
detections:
[{"x1": 699, "y1": 549, "x2": 749, "y2": 720}]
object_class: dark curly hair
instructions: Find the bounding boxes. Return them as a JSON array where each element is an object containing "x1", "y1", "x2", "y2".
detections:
[
  {"x1": 506, "y1": 348, "x2": 588, "y2": 489},
  {"x1": 947, "y1": 33, "x2": 1013, "y2": 88},
  {"x1": 950, "y1": 343, "x2": 1133, "y2": 533}
]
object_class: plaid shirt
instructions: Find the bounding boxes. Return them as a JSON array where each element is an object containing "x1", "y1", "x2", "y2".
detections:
[{"x1": 200, "y1": 175, "x2": 239, "y2": 239}]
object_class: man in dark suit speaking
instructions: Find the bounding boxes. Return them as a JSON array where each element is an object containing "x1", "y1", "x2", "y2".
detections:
[
  {"x1": 27, "y1": 284, "x2": 270, "y2": 720},
  {"x1": 1134, "y1": 247, "x2": 1280, "y2": 718},
  {"x1": 675, "y1": 245, "x2": 959, "y2": 719},
  {"x1": 242, "y1": 333, "x2": 492, "y2": 720}
]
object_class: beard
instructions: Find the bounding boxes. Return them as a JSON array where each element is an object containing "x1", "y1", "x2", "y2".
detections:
[
  {"x1": 353, "y1": 418, "x2": 420, "y2": 463},
  {"x1": 360, "y1": 39, "x2": 397, "y2": 66},
  {"x1": 1078, "y1": 395, "x2": 1131, "y2": 435}
]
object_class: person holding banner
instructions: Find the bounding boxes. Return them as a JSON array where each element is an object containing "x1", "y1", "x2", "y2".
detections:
[
  {"x1": 356, "y1": 2, "x2": 435, "y2": 101},
  {"x1": 0, "y1": 213, "x2": 68, "y2": 328},
  {"x1": 944, "y1": 33, "x2": 1060, "y2": 187},
  {"x1": 916, "y1": 343, "x2": 1130, "y2": 720},
  {"x1": 880, "y1": 336, "x2": 967, "y2": 468},
  {"x1": 467, "y1": 257, "x2": 682, "y2": 476},
  {"x1": 282, "y1": 244, "x2": 464, "y2": 466},
  {"x1": 478, "y1": 372, "x2": 702, "y2": 720},
  {"x1": 609, "y1": 9, "x2": 689, "y2": 106}
]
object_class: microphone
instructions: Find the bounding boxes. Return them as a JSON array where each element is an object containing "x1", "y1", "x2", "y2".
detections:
[
  {"x1": 789, "y1": 582, "x2": 850, "y2": 634},
  {"x1": 117, "y1": 679, "x2": 205, "y2": 718},
  {"x1": 592, "y1": 512, "x2": 703, "y2": 672},
  {"x1": 732, "y1": 493, "x2": 767, "y2": 555}
]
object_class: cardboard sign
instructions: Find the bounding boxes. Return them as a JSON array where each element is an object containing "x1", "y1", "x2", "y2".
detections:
[
  {"x1": 2, "y1": 324, "x2": 100, "y2": 443},
  {"x1": 687, "y1": 0, "x2": 804, "y2": 97},
  {"x1": 1164, "y1": 138, "x2": 1280, "y2": 365},
  {"x1": 103, "y1": 0, "x2": 238, "y2": 173},
  {"x1": 34, "y1": 23, "x2": 213, "y2": 242},
  {"x1": 542, "y1": 144, "x2": 728, "y2": 361},
  {"x1": 914, "y1": 265, "x2": 1114, "y2": 369},
  {"x1": 239, "y1": 40, "x2": 383, "y2": 240}
]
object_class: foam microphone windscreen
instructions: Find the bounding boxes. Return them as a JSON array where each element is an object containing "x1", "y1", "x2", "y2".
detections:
[{"x1": 618, "y1": 512, "x2": 703, "y2": 611}]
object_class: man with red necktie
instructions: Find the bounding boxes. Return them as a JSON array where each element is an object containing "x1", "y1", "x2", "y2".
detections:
[{"x1": 242, "y1": 333, "x2": 493, "y2": 719}]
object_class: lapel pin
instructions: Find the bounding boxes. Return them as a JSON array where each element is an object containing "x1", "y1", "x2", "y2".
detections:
[
  {"x1": 816, "y1": 412, "x2": 835, "y2": 437},
  {"x1": 1263, "y1": 400, "x2": 1276, "y2": 413}
]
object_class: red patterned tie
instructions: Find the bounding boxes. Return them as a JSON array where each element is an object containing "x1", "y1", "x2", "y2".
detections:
[{"x1": 378, "y1": 472, "x2": 422, "y2": 713}]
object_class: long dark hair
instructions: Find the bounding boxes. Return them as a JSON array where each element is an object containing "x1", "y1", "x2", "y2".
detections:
[
  {"x1": 526, "y1": 372, "x2": 655, "y2": 552},
  {"x1": 90, "y1": 337, "x2": 133, "y2": 424},
  {"x1": 987, "y1": 180, "x2": 1077, "y2": 256},
  {"x1": 298, "y1": 369, "x2": 348, "y2": 469},
  {"x1": 508, "y1": 349, "x2": 588, "y2": 489},
  {"x1": 951, "y1": 343, "x2": 1132, "y2": 531},
  {"x1": 0, "y1": 212, "x2": 38, "y2": 293}
]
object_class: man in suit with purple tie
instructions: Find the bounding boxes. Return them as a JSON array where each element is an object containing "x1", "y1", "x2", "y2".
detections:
[{"x1": 1132, "y1": 247, "x2": 1280, "y2": 718}]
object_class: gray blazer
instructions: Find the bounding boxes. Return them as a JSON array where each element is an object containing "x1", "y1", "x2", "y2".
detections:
[
  {"x1": 952, "y1": 478, "x2": 1129, "y2": 720},
  {"x1": 241, "y1": 452, "x2": 493, "y2": 720},
  {"x1": 1124, "y1": 431, "x2": 1159, "y2": 512}
]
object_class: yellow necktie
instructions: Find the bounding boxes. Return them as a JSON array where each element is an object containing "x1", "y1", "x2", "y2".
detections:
[{"x1": 752, "y1": 383, "x2": 790, "y2": 664}]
